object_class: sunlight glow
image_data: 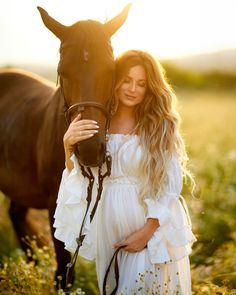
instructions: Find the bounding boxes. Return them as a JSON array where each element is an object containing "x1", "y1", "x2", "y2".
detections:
[{"x1": 1, "y1": 0, "x2": 236, "y2": 65}]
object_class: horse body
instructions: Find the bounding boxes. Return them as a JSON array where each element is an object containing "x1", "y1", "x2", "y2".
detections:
[
  {"x1": 0, "y1": 70, "x2": 64, "y2": 209},
  {"x1": 0, "y1": 4, "x2": 131, "y2": 288},
  {"x1": 0, "y1": 69, "x2": 72, "y2": 285}
]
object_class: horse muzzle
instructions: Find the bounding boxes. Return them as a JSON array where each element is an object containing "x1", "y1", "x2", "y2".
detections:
[{"x1": 75, "y1": 136, "x2": 106, "y2": 167}]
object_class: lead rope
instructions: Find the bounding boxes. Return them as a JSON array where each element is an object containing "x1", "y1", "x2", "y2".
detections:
[
  {"x1": 64, "y1": 166, "x2": 94, "y2": 292},
  {"x1": 102, "y1": 246, "x2": 125, "y2": 295},
  {"x1": 64, "y1": 154, "x2": 112, "y2": 293},
  {"x1": 102, "y1": 245, "x2": 148, "y2": 295}
]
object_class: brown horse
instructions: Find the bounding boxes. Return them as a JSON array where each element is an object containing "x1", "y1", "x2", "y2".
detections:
[{"x1": 0, "y1": 4, "x2": 131, "y2": 288}]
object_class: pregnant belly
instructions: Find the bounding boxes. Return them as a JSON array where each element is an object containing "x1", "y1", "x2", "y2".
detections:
[{"x1": 100, "y1": 183, "x2": 146, "y2": 242}]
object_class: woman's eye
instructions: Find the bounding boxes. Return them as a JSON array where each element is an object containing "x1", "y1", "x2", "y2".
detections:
[
  {"x1": 138, "y1": 82, "x2": 146, "y2": 88},
  {"x1": 123, "y1": 78, "x2": 131, "y2": 83}
]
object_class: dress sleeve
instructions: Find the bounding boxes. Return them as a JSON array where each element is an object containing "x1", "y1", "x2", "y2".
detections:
[
  {"x1": 144, "y1": 155, "x2": 197, "y2": 264},
  {"x1": 53, "y1": 154, "x2": 96, "y2": 259}
]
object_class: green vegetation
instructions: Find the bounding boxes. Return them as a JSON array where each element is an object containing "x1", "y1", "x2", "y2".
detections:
[
  {"x1": 163, "y1": 62, "x2": 236, "y2": 91},
  {"x1": 179, "y1": 90, "x2": 236, "y2": 294},
  {"x1": 0, "y1": 89, "x2": 236, "y2": 294}
]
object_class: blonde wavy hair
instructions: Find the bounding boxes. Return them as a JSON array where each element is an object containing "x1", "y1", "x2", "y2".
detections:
[{"x1": 113, "y1": 50, "x2": 194, "y2": 206}]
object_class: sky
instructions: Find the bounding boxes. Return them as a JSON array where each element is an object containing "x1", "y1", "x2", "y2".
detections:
[{"x1": 1, "y1": 0, "x2": 236, "y2": 66}]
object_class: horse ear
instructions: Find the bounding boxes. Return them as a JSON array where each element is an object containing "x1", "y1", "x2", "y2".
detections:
[
  {"x1": 37, "y1": 6, "x2": 68, "y2": 40},
  {"x1": 104, "y1": 3, "x2": 132, "y2": 37}
]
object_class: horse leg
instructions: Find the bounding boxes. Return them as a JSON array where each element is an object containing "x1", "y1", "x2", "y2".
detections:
[
  {"x1": 48, "y1": 198, "x2": 71, "y2": 290},
  {"x1": 8, "y1": 201, "x2": 32, "y2": 252}
]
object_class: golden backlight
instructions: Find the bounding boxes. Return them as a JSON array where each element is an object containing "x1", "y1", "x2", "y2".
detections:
[{"x1": 1, "y1": 0, "x2": 236, "y2": 65}]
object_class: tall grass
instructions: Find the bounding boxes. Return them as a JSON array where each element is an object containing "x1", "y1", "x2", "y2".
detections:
[
  {"x1": 179, "y1": 90, "x2": 236, "y2": 293},
  {"x1": 0, "y1": 89, "x2": 236, "y2": 294}
]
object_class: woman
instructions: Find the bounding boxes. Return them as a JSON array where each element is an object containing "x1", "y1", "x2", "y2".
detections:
[{"x1": 54, "y1": 50, "x2": 197, "y2": 294}]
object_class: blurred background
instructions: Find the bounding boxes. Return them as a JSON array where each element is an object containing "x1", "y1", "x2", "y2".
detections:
[{"x1": 0, "y1": 0, "x2": 236, "y2": 294}]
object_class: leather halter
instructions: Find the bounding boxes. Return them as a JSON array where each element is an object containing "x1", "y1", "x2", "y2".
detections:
[
  {"x1": 59, "y1": 76, "x2": 114, "y2": 132},
  {"x1": 65, "y1": 101, "x2": 111, "y2": 127}
]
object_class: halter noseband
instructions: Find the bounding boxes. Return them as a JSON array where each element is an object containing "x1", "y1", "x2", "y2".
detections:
[
  {"x1": 59, "y1": 75, "x2": 114, "y2": 132},
  {"x1": 65, "y1": 101, "x2": 111, "y2": 126}
]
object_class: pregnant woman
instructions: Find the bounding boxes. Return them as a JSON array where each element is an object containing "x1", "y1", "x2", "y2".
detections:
[{"x1": 54, "y1": 50, "x2": 197, "y2": 294}]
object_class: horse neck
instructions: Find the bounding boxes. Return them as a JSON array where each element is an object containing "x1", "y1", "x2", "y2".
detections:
[
  {"x1": 41, "y1": 87, "x2": 66, "y2": 149},
  {"x1": 37, "y1": 88, "x2": 67, "y2": 188},
  {"x1": 46, "y1": 87, "x2": 66, "y2": 127}
]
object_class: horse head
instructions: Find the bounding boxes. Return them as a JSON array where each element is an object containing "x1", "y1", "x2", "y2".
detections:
[{"x1": 38, "y1": 5, "x2": 131, "y2": 167}]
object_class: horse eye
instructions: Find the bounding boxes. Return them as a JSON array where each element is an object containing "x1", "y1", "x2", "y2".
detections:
[
  {"x1": 58, "y1": 69, "x2": 66, "y2": 78},
  {"x1": 57, "y1": 64, "x2": 65, "y2": 77},
  {"x1": 57, "y1": 65, "x2": 69, "y2": 78}
]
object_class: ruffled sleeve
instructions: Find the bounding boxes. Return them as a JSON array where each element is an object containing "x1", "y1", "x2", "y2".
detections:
[
  {"x1": 144, "y1": 155, "x2": 197, "y2": 264},
  {"x1": 53, "y1": 154, "x2": 96, "y2": 260}
]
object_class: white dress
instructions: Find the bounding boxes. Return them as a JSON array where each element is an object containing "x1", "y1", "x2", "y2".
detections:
[{"x1": 54, "y1": 134, "x2": 197, "y2": 295}]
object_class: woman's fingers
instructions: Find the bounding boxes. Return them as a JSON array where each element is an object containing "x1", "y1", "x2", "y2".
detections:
[
  {"x1": 69, "y1": 134, "x2": 95, "y2": 145},
  {"x1": 65, "y1": 129, "x2": 98, "y2": 146},
  {"x1": 75, "y1": 121, "x2": 99, "y2": 129},
  {"x1": 69, "y1": 125, "x2": 99, "y2": 137},
  {"x1": 114, "y1": 239, "x2": 127, "y2": 248},
  {"x1": 74, "y1": 129, "x2": 99, "y2": 137},
  {"x1": 70, "y1": 117, "x2": 99, "y2": 133},
  {"x1": 72, "y1": 113, "x2": 81, "y2": 122},
  {"x1": 71, "y1": 114, "x2": 97, "y2": 126},
  {"x1": 64, "y1": 115, "x2": 100, "y2": 151},
  {"x1": 73, "y1": 123, "x2": 99, "y2": 131}
]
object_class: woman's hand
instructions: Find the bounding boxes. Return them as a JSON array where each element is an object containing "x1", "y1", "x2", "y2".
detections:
[
  {"x1": 113, "y1": 218, "x2": 159, "y2": 253},
  {"x1": 63, "y1": 113, "x2": 99, "y2": 155},
  {"x1": 63, "y1": 113, "x2": 99, "y2": 171}
]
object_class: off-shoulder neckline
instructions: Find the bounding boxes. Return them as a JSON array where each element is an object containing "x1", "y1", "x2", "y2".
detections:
[
  {"x1": 107, "y1": 134, "x2": 139, "y2": 143},
  {"x1": 108, "y1": 133, "x2": 137, "y2": 137}
]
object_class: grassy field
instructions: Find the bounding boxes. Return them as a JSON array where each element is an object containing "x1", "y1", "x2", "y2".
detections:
[
  {"x1": 0, "y1": 89, "x2": 236, "y2": 294},
  {"x1": 180, "y1": 90, "x2": 236, "y2": 294}
]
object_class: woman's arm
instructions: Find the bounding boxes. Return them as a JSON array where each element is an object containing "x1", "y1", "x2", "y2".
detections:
[
  {"x1": 142, "y1": 217, "x2": 160, "y2": 239},
  {"x1": 64, "y1": 149, "x2": 74, "y2": 172}
]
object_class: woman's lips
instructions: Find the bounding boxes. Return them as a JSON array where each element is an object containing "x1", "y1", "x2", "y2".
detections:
[{"x1": 125, "y1": 94, "x2": 136, "y2": 99}]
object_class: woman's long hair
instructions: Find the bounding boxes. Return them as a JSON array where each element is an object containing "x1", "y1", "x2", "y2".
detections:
[{"x1": 113, "y1": 50, "x2": 194, "y2": 207}]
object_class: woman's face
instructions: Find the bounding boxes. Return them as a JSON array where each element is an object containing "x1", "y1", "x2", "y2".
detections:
[{"x1": 116, "y1": 65, "x2": 147, "y2": 108}]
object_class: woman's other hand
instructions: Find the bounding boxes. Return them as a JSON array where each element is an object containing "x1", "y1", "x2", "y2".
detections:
[{"x1": 113, "y1": 218, "x2": 159, "y2": 252}]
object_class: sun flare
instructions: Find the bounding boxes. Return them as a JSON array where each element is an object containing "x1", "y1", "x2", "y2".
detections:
[{"x1": 1, "y1": 0, "x2": 236, "y2": 65}]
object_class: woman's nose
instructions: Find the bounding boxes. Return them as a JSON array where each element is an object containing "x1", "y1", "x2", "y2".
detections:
[{"x1": 129, "y1": 81, "x2": 136, "y2": 92}]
